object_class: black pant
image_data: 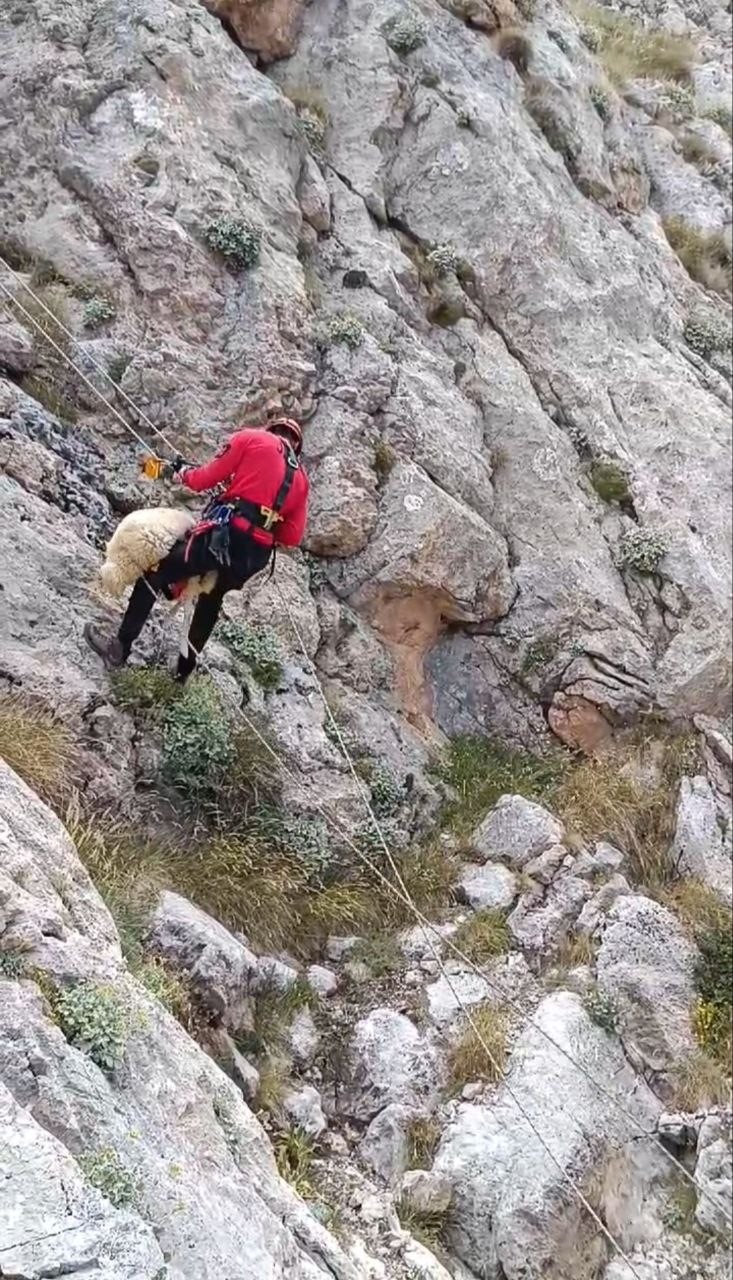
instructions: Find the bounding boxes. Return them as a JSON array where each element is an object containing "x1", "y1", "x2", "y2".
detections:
[{"x1": 118, "y1": 526, "x2": 272, "y2": 677}]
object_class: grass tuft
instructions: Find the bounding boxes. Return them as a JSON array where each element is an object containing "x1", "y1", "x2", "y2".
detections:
[
  {"x1": 0, "y1": 693, "x2": 80, "y2": 806},
  {"x1": 275, "y1": 1128, "x2": 318, "y2": 1197},
  {"x1": 452, "y1": 910, "x2": 512, "y2": 964},
  {"x1": 434, "y1": 735, "x2": 568, "y2": 835},
  {"x1": 447, "y1": 1004, "x2": 509, "y2": 1091},
  {"x1": 407, "y1": 1116, "x2": 442, "y2": 1169},
  {"x1": 574, "y1": 3, "x2": 695, "y2": 86},
  {"x1": 672, "y1": 1051, "x2": 731, "y2": 1111},
  {"x1": 663, "y1": 217, "x2": 732, "y2": 298}
]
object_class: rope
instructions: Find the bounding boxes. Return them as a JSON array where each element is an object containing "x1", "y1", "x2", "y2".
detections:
[{"x1": 1, "y1": 258, "x2": 728, "y2": 1245}]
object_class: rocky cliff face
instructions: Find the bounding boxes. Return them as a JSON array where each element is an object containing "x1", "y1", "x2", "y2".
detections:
[{"x1": 0, "y1": 0, "x2": 731, "y2": 1276}]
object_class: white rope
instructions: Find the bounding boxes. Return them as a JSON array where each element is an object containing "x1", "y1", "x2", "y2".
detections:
[
  {"x1": 0, "y1": 253, "x2": 180, "y2": 458},
  {"x1": 2, "y1": 256, "x2": 728, "y2": 1242}
]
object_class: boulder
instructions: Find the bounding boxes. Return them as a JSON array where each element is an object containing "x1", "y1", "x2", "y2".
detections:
[
  {"x1": 359, "y1": 1103, "x2": 420, "y2": 1184},
  {"x1": 282, "y1": 1085, "x2": 327, "y2": 1138},
  {"x1": 306, "y1": 964, "x2": 339, "y2": 997},
  {"x1": 672, "y1": 775, "x2": 732, "y2": 903},
  {"x1": 695, "y1": 1113, "x2": 733, "y2": 1237},
  {"x1": 399, "y1": 1169, "x2": 453, "y2": 1216},
  {"x1": 472, "y1": 796, "x2": 565, "y2": 869},
  {"x1": 457, "y1": 861, "x2": 518, "y2": 911},
  {"x1": 596, "y1": 896, "x2": 698, "y2": 1075},
  {"x1": 507, "y1": 872, "x2": 593, "y2": 954},
  {"x1": 201, "y1": 0, "x2": 306, "y2": 62},
  {"x1": 339, "y1": 1009, "x2": 443, "y2": 1121},
  {"x1": 287, "y1": 1007, "x2": 320, "y2": 1070},
  {"x1": 148, "y1": 891, "x2": 258, "y2": 1031}
]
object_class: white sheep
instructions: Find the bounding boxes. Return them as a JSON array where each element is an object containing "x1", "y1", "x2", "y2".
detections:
[{"x1": 97, "y1": 507, "x2": 218, "y2": 603}]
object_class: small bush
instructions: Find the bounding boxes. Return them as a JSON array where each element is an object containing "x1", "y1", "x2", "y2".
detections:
[
  {"x1": 407, "y1": 1116, "x2": 441, "y2": 1169},
  {"x1": 694, "y1": 920, "x2": 732, "y2": 1060},
  {"x1": 659, "y1": 84, "x2": 695, "y2": 120},
  {"x1": 434, "y1": 735, "x2": 568, "y2": 835},
  {"x1": 78, "y1": 1147, "x2": 140, "y2": 1208},
  {"x1": 275, "y1": 1128, "x2": 317, "y2": 1197},
  {"x1": 663, "y1": 217, "x2": 732, "y2": 297},
  {"x1": 0, "y1": 950, "x2": 26, "y2": 978},
  {"x1": 161, "y1": 677, "x2": 234, "y2": 799},
  {"x1": 137, "y1": 958, "x2": 194, "y2": 1027},
  {"x1": 54, "y1": 982, "x2": 128, "y2": 1073},
  {"x1": 324, "y1": 312, "x2": 364, "y2": 350},
  {"x1": 0, "y1": 693, "x2": 80, "y2": 805},
  {"x1": 261, "y1": 811, "x2": 333, "y2": 880},
  {"x1": 618, "y1": 527, "x2": 667, "y2": 574},
  {"x1": 109, "y1": 666, "x2": 180, "y2": 716},
  {"x1": 373, "y1": 438, "x2": 397, "y2": 482},
  {"x1": 298, "y1": 107, "x2": 327, "y2": 153},
  {"x1": 385, "y1": 13, "x2": 428, "y2": 54},
  {"x1": 426, "y1": 243, "x2": 459, "y2": 277},
  {"x1": 590, "y1": 458, "x2": 630, "y2": 504},
  {"x1": 589, "y1": 84, "x2": 611, "y2": 120},
  {"x1": 367, "y1": 761, "x2": 404, "y2": 818},
  {"x1": 683, "y1": 309, "x2": 732, "y2": 360},
  {"x1": 448, "y1": 1004, "x2": 509, "y2": 1089},
  {"x1": 453, "y1": 909, "x2": 512, "y2": 964},
  {"x1": 498, "y1": 31, "x2": 533, "y2": 75},
  {"x1": 583, "y1": 984, "x2": 618, "y2": 1033},
  {"x1": 218, "y1": 619, "x2": 283, "y2": 691},
  {"x1": 83, "y1": 297, "x2": 116, "y2": 329},
  {"x1": 693, "y1": 998, "x2": 731, "y2": 1062},
  {"x1": 673, "y1": 1051, "x2": 731, "y2": 1110},
  {"x1": 575, "y1": 4, "x2": 694, "y2": 86},
  {"x1": 350, "y1": 933, "x2": 403, "y2": 978},
  {"x1": 703, "y1": 104, "x2": 733, "y2": 136},
  {"x1": 203, "y1": 216, "x2": 260, "y2": 270}
]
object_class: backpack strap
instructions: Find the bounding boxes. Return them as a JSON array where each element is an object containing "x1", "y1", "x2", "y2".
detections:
[{"x1": 257, "y1": 442, "x2": 299, "y2": 531}]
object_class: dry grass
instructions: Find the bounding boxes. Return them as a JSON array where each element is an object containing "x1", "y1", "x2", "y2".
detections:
[
  {"x1": 574, "y1": 3, "x2": 695, "y2": 86},
  {"x1": 662, "y1": 879, "x2": 731, "y2": 939},
  {"x1": 447, "y1": 1004, "x2": 510, "y2": 1091},
  {"x1": 679, "y1": 133, "x2": 722, "y2": 173},
  {"x1": 544, "y1": 932, "x2": 596, "y2": 987},
  {"x1": 0, "y1": 693, "x2": 81, "y2": 806},
  {"x1": 663, "y1": 217, "x2": 732, "y2": 298},
  {"x1": 672, "y1": 1051, "x2": 731, "y2": 1111},
  {"x1": 555, "y1": 731, "x2": 697, "y2": 893},
  {"x1": 452, "y1": 909, "x2": 512, "y2": 964},
  {"x1": 407, "y1": 1116, "x2": 442, "y2": 1169}
]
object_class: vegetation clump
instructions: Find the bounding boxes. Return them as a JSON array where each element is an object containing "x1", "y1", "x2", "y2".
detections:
[
  {"x1": 583, "y1": 984, "x2": 618, "y2": 1033},
  {"x1": 427, "y1": 243, "x2": 459, "y2": 277},
  {"x1": 574, "y1": 4, "x2": 695, "y2": 86},
  {"x1": 78, "y1": 1147, "x2": 141, "y2": 1209},
  {"x1": 324, "y1": 312, "x2": 365, "y2": 350},
  {"x1": 137, "y1": 958, "x2": 194, "y2": 1027},
  {"x1": 275, "y1": 1128, "x2": 317, "y2": 1197},
  {"x1": 663, "y1": 216, "x2": 732, "y2": 297},
  {"x1": 618, "y1": 527, "x2": 667, "y2": 574},
  {"x1": 373, "y1": 438, "x2": 397, "y2": 482},
  {"x1": 218, "y1": 619, "x2": 283, "y2": 691},
  {"x1": 659, "y1": 84, "x2": 695, "y2": 120},
  {"x1": 683, "y1": 309, "x2": 732, "y2": 360},
  {"x1": 590, "y1": 458, "x2": 630, "y2": 504},
  {"x1": 54, "y1": 982, "x2": 128, "y2": 1074},
  {"x1": 452, "y1": 909, "x2": 512, "y2": 964},
  {"x1": 161, "y1": 677, "x2": 234, "y2": 800},
  {"x1": 407, "y1": 1115, "x2": 441, "y2": 1169},
  {"x1": 350, "y1": 933, "x2": 403, "y2": 978},
  {"x1": 0, "y1": 692, "x2": 80, "y2": 805},
  {"x1": 0, "y1": 950, "x2": 26, "y2": 978},
  {"x1": 83, "y1": 296, "x2": 116, "y2": 328},
  {"x1": 385, "y1": 13, "x2": 429, "y2": 55},
  {"x1": 203, "y1": 216, "x2": 261, "y2": 269},
  {"x1": 702, "y1": 104, "x2": 733, "y2": 136},
  {"x1": 589, "y1": 84, "x2": 612, "y2": 120},
  {"x1": 434, "y1": 735, "x2": 568, "y2": 835},
  {"x1": 109, "y1": 666, "x2": 180, "y2": 717},
  {"x1": 447, "y1": 1004, "x2": 509, "y2": 1089}
]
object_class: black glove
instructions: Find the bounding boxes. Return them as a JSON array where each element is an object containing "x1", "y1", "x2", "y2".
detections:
[{"x1": 163, "y1": 454, "x2": 188, "y2": 482}]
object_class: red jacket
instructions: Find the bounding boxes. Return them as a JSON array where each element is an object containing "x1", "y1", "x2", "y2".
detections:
[{"x1": 181, "y1": 428, "x2": 309, "y2": 548}]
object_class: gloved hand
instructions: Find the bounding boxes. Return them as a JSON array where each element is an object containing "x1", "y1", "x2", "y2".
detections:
[{"x1": 163, "y1": 454, "x2": 188, "y2": 483}]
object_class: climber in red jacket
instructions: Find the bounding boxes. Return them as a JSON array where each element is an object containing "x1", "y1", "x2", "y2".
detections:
[{"x1": 84, "y1": 418, "x2": 309, "y2": 682}]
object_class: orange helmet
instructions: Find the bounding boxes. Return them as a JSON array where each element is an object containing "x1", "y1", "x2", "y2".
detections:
[{"x1": 267, "y1": 416, "x2": 303, "y2": 455}]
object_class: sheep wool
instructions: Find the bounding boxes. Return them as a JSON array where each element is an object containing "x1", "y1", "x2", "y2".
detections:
[{"x1": 98, "y1": 507, "x2": 218, "y2": 603}]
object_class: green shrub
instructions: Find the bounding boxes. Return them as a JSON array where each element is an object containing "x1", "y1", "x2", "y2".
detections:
[
  {"x1": 110, "y1": 666, "x2": 180, "y2": 716},
  {"x1": 275, "y1": 1128, "x2": 317, "y2": 1197},
  {"x1": 590, "y1": 458, "x2": 630, "y2": 504},
  {"x1": 83, "y1": 297, "x2": 116, "y2": 328},
  {"x1": 78, "y1": 1147, "x2": 140, "y2": 1208},
  {"x1": 583, "y1": 984, "x2": 618, "y2": 1033},
  {"x1": 324, "y1": 312, "x2": 364, "y2": 350},
  {"x1": 683, "y1": 310, "x2": 733, "y2": 359},
  {"x1": 659, "y1": 84, "x2": 695, "y2": 119},
  {"x1": 366, "y1": 761, "x2": 404, "y2": 818},
  {"x1": 453, "y1": 909, "x2": 512, "y2": 963},
  {"x1": 217, "y1": 619, "x2": 283, "y2": 691},
  {"x1": 663, "y1": 217, "x2": 732, "y2": 297},
  {"x1": 161, "y1": 677, "x2": 234, "y2": 798},
  {"x1": 695, "y1": 922, "x2": 732, "y2": 1015},
  {"x1": 261, "y1": 811, "x2": 333, "y2": 880},
  {"x1": 434, "y1": 735, "x2": 568, "y2": 834},
  {"x1": 203, "y1": 216, "x2": 260, "y2": 270},
  {"x1": 618, "y1": 527, "x2": 667, "y2": 574},
  {"x1": 0, "y1": 950, "x2": 26, "y2": 978},
  {"x1": 385, "y1": 13, "x2": 428, "y2": 54},
  {"x1": 427, "y1": 243, "x2": 459, "y2": 277},
  {"x1": 589, "y1": 84, "x2": 611, "y2": 120},
  {"x1": 54, "y1": 982, "x2": 128, "y2": 1073}
]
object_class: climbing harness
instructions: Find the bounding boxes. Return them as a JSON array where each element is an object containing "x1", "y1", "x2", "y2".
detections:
[{"x1": 1, "y1": 252, "x2": 729, "y2": 1259}]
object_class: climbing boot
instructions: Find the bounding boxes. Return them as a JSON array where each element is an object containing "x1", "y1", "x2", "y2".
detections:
[{"x1": 83, "y1": 622, "x2": 126, "y2": 669}]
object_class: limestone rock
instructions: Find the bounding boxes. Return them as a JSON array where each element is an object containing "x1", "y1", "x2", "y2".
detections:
[
  {"x1": 399, "y1": 1169, "x2": 453, "y2": 1216},
  {"x1": 307, "y1": 964, "x2": 339, "y2": 997},
  {"x1": 339, "y1": 1009, "x2": 443, "y2": 1121},
  {"x1": 695, "y1": 1112, "x2": 733, "y2": 1236},
  {"x1": 283, "y1": 1085, "x2": 327, "y2": 1138},
  {"x1": 508, "y1": 871, "x2": 593, "y2": 954},
  {"x1": 596, "y1": 896, "x2": 698, "y2": 1075},
  {"x1": 359, "y1": 1103, "x2": 421, "y2": 1185},
  {"x1": 672, "y1": 775, "x2": 732, "y2": 903},
  {"x1": 201, "y1": 0, "x2": 306, "y2": 62},
  {"x1": 287, "y1": 1006, "x2": 321, "y2": 1070},
  {"x1": 457, "y1": 861, "x2": 518, "y2": 911},
  {"x1": 472, "y1": 796, "x2": 565, "y2": 869},
  {"x1": 148, "y1": 890, "x2": 258, "y2": 1031}
]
